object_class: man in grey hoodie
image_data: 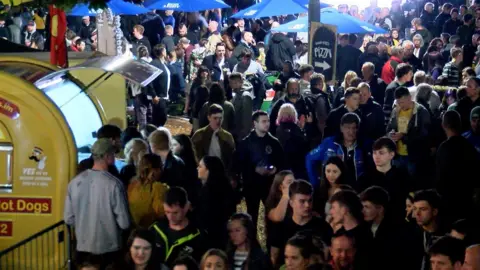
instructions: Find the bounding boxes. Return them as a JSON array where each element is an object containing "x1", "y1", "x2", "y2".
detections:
[{"x1": 229, "y1": 72, "x2": 254, "y2": 142}]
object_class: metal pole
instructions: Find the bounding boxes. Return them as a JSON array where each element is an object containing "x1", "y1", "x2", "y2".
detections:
[{"x1": 308, "y1": 0, "x2": 321, "y2": 33}]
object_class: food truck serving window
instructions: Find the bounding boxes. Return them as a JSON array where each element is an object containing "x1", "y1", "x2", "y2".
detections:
[
  {"x1": 35, "y1": 76, "x2": 103, "y2": 153},
  {"x1": 0, "y1": 122, "x2": 13, "y2": 193}
]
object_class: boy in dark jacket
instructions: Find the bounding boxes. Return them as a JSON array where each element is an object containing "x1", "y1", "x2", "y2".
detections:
[{"x1": 150, "y1": 187, "x2": 208, "y2": 267}]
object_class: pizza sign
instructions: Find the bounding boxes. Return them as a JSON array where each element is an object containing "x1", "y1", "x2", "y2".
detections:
[{"x1": 0, "y1": 97, "x2": 20, "y2": 120}]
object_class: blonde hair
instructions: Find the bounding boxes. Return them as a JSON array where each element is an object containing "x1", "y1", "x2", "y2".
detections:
[
  {"x1": 124, "y1": 138, "x2": 149, "y2": 165},
  {"x1": 343, "y1": 71, "x2": 358, "y2": 88},
  {"x1": 148, "y1": 127, "x2": 173, "y2": 152},
  {"x1": 277, "y1": 103, "x2": 298, "y2": 125}
]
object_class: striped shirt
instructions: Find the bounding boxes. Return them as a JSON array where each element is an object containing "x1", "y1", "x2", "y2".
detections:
[
  {"x1": 233, "y1": 250, "x2": 248, "y2": 270},
  {"x1": 442, "y1": 62, "x2": 460, "y2": 87}
]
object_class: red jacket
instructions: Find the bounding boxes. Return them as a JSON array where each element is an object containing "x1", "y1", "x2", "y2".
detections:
[{"x1": 381, "y1": 56, "x2": 402, "y2": 84}]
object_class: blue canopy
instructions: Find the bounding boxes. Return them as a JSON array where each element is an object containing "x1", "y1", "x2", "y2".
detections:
[
  {"x1": 231, "y1": 0, "x2": 329, "y2": 19},
  {"x1": 68, "y1": 0, "x2": 150, "y2": 16},
  {"x1": 293, "y1": 0, "x2": 331, "y2": 9},
  {"x1": 274, "y1": 8, "x2": 387, "y2": 34},
  {"x1": 144, "y1": 0, "x2": 230, "y2": 11}
]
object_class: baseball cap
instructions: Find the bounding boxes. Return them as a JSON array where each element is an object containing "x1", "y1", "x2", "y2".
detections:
[
  {"x1": 27, "y1": 20, "x2": 35, "y2": 26},
  {"x1": 91, "y1": 138, "x2": 116, "y2": 159},
  {"x1": 471, "y1": 106, "x2": 480, "y2": 120}
]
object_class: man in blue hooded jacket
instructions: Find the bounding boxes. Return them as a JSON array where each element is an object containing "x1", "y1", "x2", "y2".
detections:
[{"x1": 306, "y1": 113, "x2": 373, "y2": 190}]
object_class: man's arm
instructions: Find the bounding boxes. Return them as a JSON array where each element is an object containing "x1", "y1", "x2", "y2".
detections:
[
  {"x1": 112, "y1": 184, "x2": 131, "y2": 230},
  {"x1": 63, "y1": 186, "x2": 75, "y2": 225}
]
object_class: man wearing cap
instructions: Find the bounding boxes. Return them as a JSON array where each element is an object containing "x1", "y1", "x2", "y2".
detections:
[
  {"x1": 64, "y1": 138, "x2": 131, "y2": 268},
  {"x1": 21, "y1": 20, "x2": 44, "y2": 50},
  {"x1": 78, "y1": 16, "x2": 96, "y2": 41},
  {"x1": 77, "y1": 124, "x2": 122, "y2": 180},
  {"x1": 463, "y1": 106, "x2": 480, "y2": 155}
]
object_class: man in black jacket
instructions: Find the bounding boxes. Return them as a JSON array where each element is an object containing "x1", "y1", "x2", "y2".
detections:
[
  {"x1": 140, "y1": 11, "x2": 165, "y2": 48},
  {"x1": 358, "y1": 44, "x2": 384, "y2": 77},
  {"x1": 77, "y1": 125, "x2": 122, "y2": 179},
  {"x1": 357, "y1": 137, "x2": 411, "y2": 217},
  {"x1": 150, "y1": 187, "x2": 208, "y2": 267},
  {"x1": 234, "y1": 110, "x2": 285, "y2": 228},
  {"x1": 265, "y1": 31, "x2": 296, "y2": 71},
  {"x1": 304, "y1": 73, "x2": 331, "y2": 146},
  {"x1": 457, "y1": 13, "x2": 474, "y2": 46},
  {"x1": 325, "y1": 87, "x2": 361, "y2": 138},
  {"x1": 358, "y1": 82, "x2": 385, "y2": 141},
  {"x1": 148, "y1": 128, "x2": 196, "y2": 200},
  {"x1": 434, "y1": 3, "x2": 452, "y2": 37},
  {"x1": 336, "y1": 34, "x2": 361, "y2": 82},
  {"x1": 420, "y1": 2, "x2": 436, "y2": 34},
  {"x1": 360, "y1": 186, "x2": 411, "y2": 270},
  {"x1": 150, "y1": 44, "x2": 170, "y2": 127},
  {"x1": 233, "y1": 31, "x2": 258, "y2": 63},
  {"x1": 442, "y1": 8, "x2": 462, "y2": 36},
  {"x1": 22, "y1": 20, "x2": 44, "y2": 50},
  {"x1": 202, "y1": 43, "x2": 235, "y2": 82},
  {"x1": 453, "y1": 76, "x2": 480, "y2": 132},
  {"x1": 131, "y1": 24, "x2": 151, "y2": 56},
  {"x1": 436, "y1": 110, "x2": 480, "y2": 223},
  {"x1": 361, "y1": 62, "x2": 387, "y2": 106}
]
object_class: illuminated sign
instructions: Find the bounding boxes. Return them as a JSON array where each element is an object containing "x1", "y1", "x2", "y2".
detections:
[
  {"x1": 0, "y1": 220, "x2": 13, "y2": 237},
  {"x1": 0, "y1": 97, "x2": 20, "y2": 119},
  {"x1": 0, "y1": 197, "x2": 52, "y2": 214}
]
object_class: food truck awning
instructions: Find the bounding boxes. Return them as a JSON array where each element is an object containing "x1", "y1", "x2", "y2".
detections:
[{"x1": 34, "y1": 54, "x2": 162, "y2": 89}]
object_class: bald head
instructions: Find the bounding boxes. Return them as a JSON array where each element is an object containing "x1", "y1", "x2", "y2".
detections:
[{"x1": 464, "y1": 245, "x2": 480, "y2": 270}]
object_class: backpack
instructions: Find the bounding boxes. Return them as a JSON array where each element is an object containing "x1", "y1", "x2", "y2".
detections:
[{"x1": 245, "y1": 73, "x2": 267, "y2": 111}]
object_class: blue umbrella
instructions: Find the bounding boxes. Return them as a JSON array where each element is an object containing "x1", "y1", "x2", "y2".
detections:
[
  {"x1": 231, "y1": 0, "x2": 306, "y2": 19},
  {"x1": 69, "y1": 3, "x2": 98, "y2": 16},
  {"x1": 68, "y1": 0, "x2": 150, "y2": 16},
  {"x1": 293, "y1": 0, "x2": 331, "y2": 9},
  {"x1": 144, "y1": 0, "x2": 230, "y2": 11},
  {"x1": 274, "y1": 8, "x2": 387, "y2": 34}
]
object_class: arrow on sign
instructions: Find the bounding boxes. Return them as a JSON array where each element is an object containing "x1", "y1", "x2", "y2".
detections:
[{"x1": 314, "y1": 61, "x2": 331, "y2": 70}]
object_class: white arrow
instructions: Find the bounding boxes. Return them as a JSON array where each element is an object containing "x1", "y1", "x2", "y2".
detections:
[{"x1": 314, "y1": 61, "x2": 331, "y2": 71}]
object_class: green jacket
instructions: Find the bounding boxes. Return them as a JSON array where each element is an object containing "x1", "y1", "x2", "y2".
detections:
[{"x1": 191, "y1": 125, "x2": 235, "y2": 170}]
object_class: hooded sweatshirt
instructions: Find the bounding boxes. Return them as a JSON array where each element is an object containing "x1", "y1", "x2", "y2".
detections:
[
  {"x1": 265, "y1": 33, "x2": 296, "y2": 71},
  {"x1": 231, "y1": 80, "x2": 254, "y2": 141}
]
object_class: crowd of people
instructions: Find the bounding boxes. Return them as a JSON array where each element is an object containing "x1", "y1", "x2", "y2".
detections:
[{"x1": 8, "y1": 0, "x2": 476, "y2": 269}]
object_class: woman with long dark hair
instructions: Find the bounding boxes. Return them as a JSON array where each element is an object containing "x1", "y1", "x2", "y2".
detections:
[
  {"x1": 313, "y1": 156, "x2": 347, "y2": 218},
  {"x1": 186, "y1": 65, "x2": 211, "y2": 126},
  {"x1": 226, "y1": 213, "x2": 272, "y2": 270},
  {"x1": 198, "y1": 82, "x2": 235, "y2": 134},
  {"x1": 192, "y1": 85, "x2": 210, "y2": 132},
  {"x1": 264, "y1": 170, "x2": 295, "y2": 250},
  {"x1": 196, "y1": 156, "x2": 236, "y2": 249},
  {"x1": 426, "y1": 51, "x2": 445, "y2": 80},
  {"x1": 172, "y1": 134, "x2": 200, "y2": 206}
]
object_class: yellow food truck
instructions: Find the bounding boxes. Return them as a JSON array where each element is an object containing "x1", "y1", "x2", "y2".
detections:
[{"x1": 0, "y1": 55, "x2": 160, "y2": 269}]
